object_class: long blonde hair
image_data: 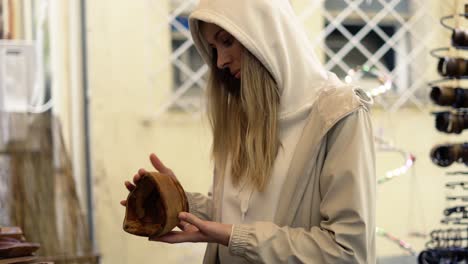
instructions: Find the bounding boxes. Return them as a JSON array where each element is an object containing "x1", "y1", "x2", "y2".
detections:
[{"x1": 207, "y1": 48, "x2": 281, "y2": 192}]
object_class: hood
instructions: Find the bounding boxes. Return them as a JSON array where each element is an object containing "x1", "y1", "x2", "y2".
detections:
[{"x1": 189, "y1": 0, "x2": 331, "y2": 120}]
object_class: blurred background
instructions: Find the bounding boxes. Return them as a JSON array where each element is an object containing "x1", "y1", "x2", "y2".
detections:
[{"x1": 0, "y1": 0, "x2": 468, "y2": 263}]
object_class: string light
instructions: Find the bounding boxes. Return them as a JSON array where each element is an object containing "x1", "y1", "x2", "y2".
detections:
[
  {"x1": 373, "y1": 138, "x2": 418, "y2": 255},
  {"x1": 344, "y1": 65, "x2": 393, "y2": 98},
  {"x1": 376, "y1": 227, "x2": 417, "y2": 256},
  {"x1": 374, "y1": 136, "x2": 417, "y2": 185},
  {"x1": 379, "y1": 154, "x2": 416, "y2": 184}
]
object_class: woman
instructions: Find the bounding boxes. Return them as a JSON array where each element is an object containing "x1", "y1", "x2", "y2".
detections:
[{"x1": 121, "y1": 0, "x2": 376, "y2": 263}]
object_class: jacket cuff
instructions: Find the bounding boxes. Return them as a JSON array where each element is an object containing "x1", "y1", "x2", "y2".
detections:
[{"x1": 229, "y1": 224, "x2": 255, "y2": 257}]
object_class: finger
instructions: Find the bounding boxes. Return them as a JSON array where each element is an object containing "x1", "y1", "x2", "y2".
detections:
[
  {"x1": 149, "y1": 231, "x2": 182, "y2": 243},
  {"x1": 177, "y1": 220, "x2": 199, "y2": 232},
  {"x1": 176, "y1": 220, "x2": 190, "y2": 230},
  {"x1": 120, "y1": 200, "x2": 127, "y2": 206},
  {"x1": 179, "y1": 212, "x2": 205, "y2": 230},
  {"x1": 179, "y1": 213, "x2": 230, "y2": 245},
  {"x1": 149, "y1": 153, "x2": 172, "y2": 175},
  {"x1": 137, "y1": 169, "x2": 147, "y2": 177},
  {"x1": 149, "y1": 231, "x2": 210, "y2": 244},
  {"x1": 125, "y1": 181, "x2": 135, "y2": 192},
  {"x1": 134, "y1": 172, "x2": 143, "y2": 184}
]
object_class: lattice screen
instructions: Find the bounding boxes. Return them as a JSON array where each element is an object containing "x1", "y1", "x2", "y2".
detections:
[{"x1": 148, "y1": 0, "x2": 452, "y2": 118}]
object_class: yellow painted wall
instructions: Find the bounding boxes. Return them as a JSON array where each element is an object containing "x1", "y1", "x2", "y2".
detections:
[{"x1": 86, "y1": 0, "x2": 209, "y2": 263}]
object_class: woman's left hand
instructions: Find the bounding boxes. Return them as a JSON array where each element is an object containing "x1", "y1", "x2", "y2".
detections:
[{"x1": 150, "y1": 212, "x2": 233, "y2": 247}]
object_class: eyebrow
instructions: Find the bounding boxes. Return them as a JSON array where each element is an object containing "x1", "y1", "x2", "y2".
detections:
[
  {"x1": 207, "y1": 29, "x2": 224, "y2": 47},
  {"x1": 214, "y1": 29, "x2": 223, "y2": 41}
]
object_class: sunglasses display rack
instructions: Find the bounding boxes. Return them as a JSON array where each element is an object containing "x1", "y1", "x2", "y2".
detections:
[{"x1": 419, "y1": 4, "x2": 468, "y2": 263}]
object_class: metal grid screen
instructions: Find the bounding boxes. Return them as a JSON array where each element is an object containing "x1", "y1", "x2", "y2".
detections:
[{"x1": 148, "y1": 0, "x2": 451, "y2": 118}]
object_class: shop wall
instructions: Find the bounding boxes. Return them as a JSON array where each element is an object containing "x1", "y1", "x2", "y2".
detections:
[{"x1": 86, "y1": 0, "x2": 209, "y2": 263}]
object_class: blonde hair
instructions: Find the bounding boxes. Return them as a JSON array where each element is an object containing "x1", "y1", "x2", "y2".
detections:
[{"x1": 207, "y1": 48, "x2": 281, "y2": 192}]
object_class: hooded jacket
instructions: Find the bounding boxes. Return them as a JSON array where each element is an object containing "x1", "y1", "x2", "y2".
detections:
[{"x1": 186, "y1": 0, "x2": 376, "y2": 263}]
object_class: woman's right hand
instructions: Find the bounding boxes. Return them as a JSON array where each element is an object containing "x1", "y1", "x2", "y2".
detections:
[{"x1": 120, "y1": 153, "x2": 177, "y2": 207}]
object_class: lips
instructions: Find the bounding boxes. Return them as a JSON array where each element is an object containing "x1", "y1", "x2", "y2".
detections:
[{"x1": 233, "y1": 70, "x2": 241, "y2": 79}]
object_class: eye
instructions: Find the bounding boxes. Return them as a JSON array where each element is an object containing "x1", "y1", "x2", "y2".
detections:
[{"x1": 222, "y1": 38, "x2": 233, "y2": 47}]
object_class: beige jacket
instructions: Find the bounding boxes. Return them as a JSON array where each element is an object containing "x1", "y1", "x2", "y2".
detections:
[
  {"x1": 186, "y1": 85, "x2": 376, "y2": 264},
  {"x1": 187, "y1": 0, "x2": 376, "y2": 262}
]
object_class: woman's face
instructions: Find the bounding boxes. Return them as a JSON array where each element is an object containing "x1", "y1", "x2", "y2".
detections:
[{"x1": 201, "y1": 22, "x2": 243, "y2": 79}]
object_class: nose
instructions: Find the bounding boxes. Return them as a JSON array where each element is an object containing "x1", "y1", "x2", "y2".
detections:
[{"x1": 216, "y1": 51, "x2": 231, "y2": 70}]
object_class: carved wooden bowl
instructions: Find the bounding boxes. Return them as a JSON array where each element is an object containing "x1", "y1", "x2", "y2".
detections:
[{"x1": 123, "y1": 172, "x2": 188, "y2": 237}]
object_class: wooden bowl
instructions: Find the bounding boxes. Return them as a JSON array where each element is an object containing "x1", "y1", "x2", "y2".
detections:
[{"x1": 123, "y1": 172, "x2": 188, "y2": 237}]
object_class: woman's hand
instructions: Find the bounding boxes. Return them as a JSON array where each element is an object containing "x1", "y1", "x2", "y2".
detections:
[
  {"x1": 120, "y1": 153, "x2": 233, "y2": 246},
  {"x1": 120, "y1": 153, "x2": 176, "y2": 206},
  {"x1": 150, "y1": 212, "x2": 233, "y2": 247}
]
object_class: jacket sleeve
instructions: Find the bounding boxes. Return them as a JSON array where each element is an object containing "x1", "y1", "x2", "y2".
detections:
[
  {"x1": 185, "y1": 191, "x2": 214, "y2": 221},
  {"x1": 227, "y1": 108, "x2": 376, "y2": 263}
]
